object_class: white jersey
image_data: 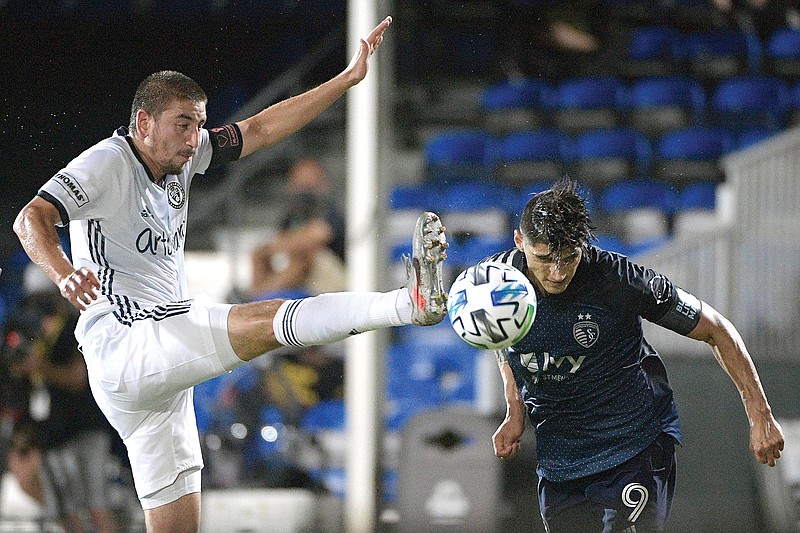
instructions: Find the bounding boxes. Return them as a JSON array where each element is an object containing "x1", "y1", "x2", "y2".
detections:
[{"x1": 38, "y1": 128, "x2": 214, "y2": 344}]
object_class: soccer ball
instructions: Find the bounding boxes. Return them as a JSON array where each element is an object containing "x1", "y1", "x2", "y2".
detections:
[{"x1": 447, "y1": 262, "x2": 537, "y2": 350}]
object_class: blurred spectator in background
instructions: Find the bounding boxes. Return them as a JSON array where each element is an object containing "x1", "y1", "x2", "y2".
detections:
[
  {"x1": 0, "y1": 421, "x2": 62, "y2": 531},
  {"x1": 280, "y1": 158, "x2": 346, "y2": 262},
  {"x1": 6, "y1": 290, "x2": 121, "y2": 533},
  {"x1": 250, "y1": 158, "x2": 347, "y2": 298},
  {"x1": 501, "y1": 0, "x2": 610, "y2": 80},
  {"x1": 712, "y1": 0, "x2": 799, "y2": 39}
]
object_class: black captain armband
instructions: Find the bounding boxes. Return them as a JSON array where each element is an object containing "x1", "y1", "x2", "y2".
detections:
[
  {"x1": 208, "y1": 124, "x2": 243, "y2": 167},
  {"x1": 656, "y1": 286, "x2": 702, "y2": 336}
]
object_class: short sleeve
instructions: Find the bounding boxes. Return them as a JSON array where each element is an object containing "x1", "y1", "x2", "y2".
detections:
[{"x1": 38, "y1": 143, "x2": 124, "y2": 225}]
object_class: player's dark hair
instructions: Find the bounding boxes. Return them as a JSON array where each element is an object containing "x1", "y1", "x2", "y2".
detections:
[
  {"x1": 129, "y1": 71, "x2": 207, "y2": 133},
  {"x1": 519, "y1": 178, "x2": 595, "y2": 252}
]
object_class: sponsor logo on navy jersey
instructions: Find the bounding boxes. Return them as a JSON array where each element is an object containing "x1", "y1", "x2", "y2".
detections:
[
  {"x1": 167, "y1": 181, "x2": 186, "y2": 209},
  {"x1": 519, "y1": 351, "x2": 587, "y2": 379},
  {"x1": 53, "y1": 172, "x2": 89, "y2": 207}
]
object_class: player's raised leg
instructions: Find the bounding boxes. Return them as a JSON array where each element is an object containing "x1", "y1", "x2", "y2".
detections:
[{"x1": 227, "y1": 211, "x2": 448, "y2": 362}]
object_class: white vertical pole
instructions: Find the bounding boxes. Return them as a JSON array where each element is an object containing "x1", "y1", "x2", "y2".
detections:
[{"x1": 345, "y1": 1, "x2": 381, "y2": 532}]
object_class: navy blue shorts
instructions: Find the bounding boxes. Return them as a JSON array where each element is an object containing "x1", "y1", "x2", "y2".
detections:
[{"x1": 538, "y1": 432, "x2": 677, "y2": 533}]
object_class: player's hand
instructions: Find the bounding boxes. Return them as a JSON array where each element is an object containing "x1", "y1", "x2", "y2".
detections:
[
  {"x1": 58, "y1": 267, "x2": 101, "y2": 311},
  {"x1": 343, "y1": 16, "x2": 392, "y2": 86},
  {"x1": 751, "y1": 415, "x2": 785, "y2": 467},
  {"x1": 492, "y1": 415, "x2": 525, "y2": 459}
]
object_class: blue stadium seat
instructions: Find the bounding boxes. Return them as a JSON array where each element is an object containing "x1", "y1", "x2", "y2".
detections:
[
  {"x1": 684, "y1": 31, "x2": 756, "y2": 82},
  {"x1": 597, "y1": 179, "x2": 678, "y2": 215},
  {"x1": 672, "y1": 177, "x2": 720, "y2": 237},
  {"x1": 450, "y1": 234, "x2": 514, "y2": 270},
  {"x1": 655, "y1": 126, "x2": 735, "y2": 185},
  {"x1": 629, "y1": 76, "x2": 706, "y2": 136},
  {"x1": 710, "y1": 75, "x2": 791, "y2": 132},
  {"x1": 620, "y1": 26, "x2": 684, "y2": 78},
  {"x1": 596, "y1": 179, "x2": 678, "y2": 247},
  {"x1": 766, "y1": 27, "x2": 800, "y2": 80},
  {"x1": 552, "y1": 76, "x2": 629, "y2": 134},
  {"x1": 494, "y1": 129, "x2": 575, "y2": 186},
  {"x1": 593, "y1": 234, "x2": 628, "y2": 255},
  {"x1": 737, "y1": 127, "x2": 780, "y2": 150},
  {"x1": 480, "y1": 78, "x2": 555, "y2": 133},
  {"x1": 573, "y1": 127, "x2": 652, "y2": 190},
  {"x1": 439, "y1": 180, "x2": 514, "y2": 240},
  {"x1": 300, "y1": 399, "x2": 346, "y2": 433},
  {"x1": 423, "y1": 129, "x2": 495, "y2": 182},
  {"x1": 389, "y1": 183, "x2": 442, "y2": 211},
  {"x1": 432, "y1": 348, "x2": 479, "y2": 404},
  {"x1": 678, "y1": 180, "x2": 717, "y2": 211}
]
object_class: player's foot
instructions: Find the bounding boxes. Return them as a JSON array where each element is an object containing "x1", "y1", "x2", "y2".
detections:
[{"x1": 405, "y1": 211, "x2": 448, "y2": 326}]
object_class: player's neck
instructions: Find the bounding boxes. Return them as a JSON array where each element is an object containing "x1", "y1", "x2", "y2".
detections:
[{"x1": 129, "y1": 135, "x2": 167, "y2": 187}]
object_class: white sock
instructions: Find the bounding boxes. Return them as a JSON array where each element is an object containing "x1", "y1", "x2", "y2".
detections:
[{"x1": 273, "y1": 289, "x2": 413, "y2": 346}]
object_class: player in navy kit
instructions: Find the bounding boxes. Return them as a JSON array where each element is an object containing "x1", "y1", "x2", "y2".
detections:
[
  {"x1": 490, "y1": 179, "x2": 784, "y2": 533},
  {"x1": 14, "y1": 17, "x2": 450, "y2": 533}
]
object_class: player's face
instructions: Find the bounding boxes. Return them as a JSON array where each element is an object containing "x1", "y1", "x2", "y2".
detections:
[
  {"x1": 143, "y1": 99, "x2": 207, "y2": 177},
  {"x1": 515, "y1": 230, "x2": 582, "y2": 295}
]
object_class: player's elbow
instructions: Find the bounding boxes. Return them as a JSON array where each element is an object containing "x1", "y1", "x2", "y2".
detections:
[
  {"x1": 13, "y1": 204, "x2": 33, "y2": 242},
  {"x1": 14, "y1": 199, "x2": 57, "y2": 243}
]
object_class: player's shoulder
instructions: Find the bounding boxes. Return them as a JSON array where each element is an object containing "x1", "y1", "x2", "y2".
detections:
[
  {"x1": 75, "y1": 132, "x2": 130, "y2": 164},
  {"x1": 586, "y1": 244, "x2": 654, "y2": 289}
]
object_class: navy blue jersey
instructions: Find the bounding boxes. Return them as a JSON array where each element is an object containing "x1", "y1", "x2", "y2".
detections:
[{"x1": 488, "y1": 246, "x2": 693, "y2": 482}]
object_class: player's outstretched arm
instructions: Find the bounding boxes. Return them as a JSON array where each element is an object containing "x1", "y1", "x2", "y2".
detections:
[
  {"x1": 687, "y1": 301, "x2": 785, "y2": 466},
  {"x1": 492, "y1": 349, "x2": 525, "y2": 459},
  {"x1": 14, "y1": 197, "x2": 100, "y2": 310},
  {"x1": 236, "y1": 16, "x2": 392, "y2": 158}
]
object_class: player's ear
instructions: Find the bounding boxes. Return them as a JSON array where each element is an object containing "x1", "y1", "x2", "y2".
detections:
[
  {"x1": 514, "y1": 229, "x2": 525, "y2": 251},
  {"x1": 135, "y1": 109, "x2": 152, "y2": 138}
]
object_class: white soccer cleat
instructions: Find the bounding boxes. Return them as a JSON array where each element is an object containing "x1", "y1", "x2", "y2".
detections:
[{"x1": 405, "y1": 211, "x2": 448, "y2": 326}]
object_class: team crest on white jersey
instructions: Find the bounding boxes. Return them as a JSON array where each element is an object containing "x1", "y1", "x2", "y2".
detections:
[
  {"x1": 573, "y1": 313, "x2": 599, "y2": 348},
  {"x1": 167, "y1": 181, "x2": 186, "y2": 209}
]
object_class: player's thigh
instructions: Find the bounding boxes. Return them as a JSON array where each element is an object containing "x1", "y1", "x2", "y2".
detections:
[
  {"x1": 83, "y1": 300, "x2": 242, "y2": 408},
  {"x1": 594, "y1": 433, "x2": 677, "y2": 533},
  {"x1": 539, "y1": 476, "x2": 607, "y2": 533}
]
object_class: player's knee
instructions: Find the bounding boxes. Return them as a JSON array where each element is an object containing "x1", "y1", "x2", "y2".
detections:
[{"x1": 227, "y1": 299, "x2": 286, "y2": 360}]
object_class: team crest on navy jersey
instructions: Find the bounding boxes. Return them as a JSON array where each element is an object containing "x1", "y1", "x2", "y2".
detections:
[
  {"x1": 167, "y1": 181, "x2": 186, "y2": 209},
  {"x1": 573, "y1": 314, "x2": 599, "y2": 348}
]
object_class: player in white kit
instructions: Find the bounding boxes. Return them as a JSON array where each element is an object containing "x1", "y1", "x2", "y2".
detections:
[{"x1": 13, "y1": 17, "x2": 448, "y2": 533}]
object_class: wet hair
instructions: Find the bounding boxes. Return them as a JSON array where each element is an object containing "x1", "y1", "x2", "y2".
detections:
[
  {"x1": 519, "y1": 178, "x2": 595, "y2": 252},
  {"x1": 128, "y1": 70, "x2": 207, "y2": 133}
]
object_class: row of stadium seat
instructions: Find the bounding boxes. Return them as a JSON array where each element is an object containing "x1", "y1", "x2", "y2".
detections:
[
  {"x1": 419, "y1": 125, "x2": 763, "y2": 190},
  {"x1": 617, "y1": 26, "x2": 800, "y2": 81},
  {"x1": 479, "y1": 74, "x2": 798, "y2": 136}
]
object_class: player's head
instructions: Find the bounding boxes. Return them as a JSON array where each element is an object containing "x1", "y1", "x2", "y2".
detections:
[
  {"x1": 514, "y1": 178, "x2": 594, "y2": 295},
  {"x1": 129, "y1": 71, "x2": 208, "y2": 177}
]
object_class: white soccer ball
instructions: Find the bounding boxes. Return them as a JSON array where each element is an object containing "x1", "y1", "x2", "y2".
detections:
[{"x1": 447, "y1": 262, "x2": 537, "y2": 350}]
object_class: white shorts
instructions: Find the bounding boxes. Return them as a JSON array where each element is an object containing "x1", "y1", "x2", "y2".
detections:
[{"x1": 80, "y1": 298, "x2": 244, "y2": 500}]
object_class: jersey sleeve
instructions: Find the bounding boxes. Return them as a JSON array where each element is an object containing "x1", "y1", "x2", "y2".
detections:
[
  {"x1": 37, "y1": 144, "x2": 124, "y2": 226},
  {"x1": 625, "y1": 258, "x2": 701, "y2": 336}
]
